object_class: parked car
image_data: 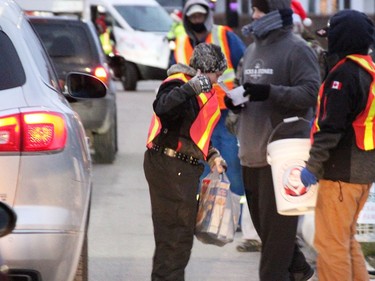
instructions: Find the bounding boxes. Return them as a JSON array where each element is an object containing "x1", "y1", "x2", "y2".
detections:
[
  {"x1": 29, "y1": 16, "x2": 118, "y2": 164},
  {"x1": 0, "y1": 0, "x2": 106, "y2": 280}
]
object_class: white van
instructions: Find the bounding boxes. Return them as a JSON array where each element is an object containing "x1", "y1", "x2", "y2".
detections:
[
  {"x1": 84, "y1": 0, "x2": 173, "y2": 90},
  {"x1": 16, "y1": 0, "x2": 173, "y2": 91}
]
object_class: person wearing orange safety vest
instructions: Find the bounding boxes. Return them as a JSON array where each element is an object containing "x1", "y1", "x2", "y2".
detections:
[
  {"x1": 300, "y1": 10, "x2": 375, "y2": 281},
  {"x1": 143, "y1": 43, "x2": 228, "y2": 281},
  {"x1": 172, "y1": 0, "x2": 246, "y2": 210}
]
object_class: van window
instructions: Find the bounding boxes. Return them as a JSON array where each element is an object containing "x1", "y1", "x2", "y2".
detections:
[{"x1": 114, "y1": 5, "x2": 172, "y2": 32}]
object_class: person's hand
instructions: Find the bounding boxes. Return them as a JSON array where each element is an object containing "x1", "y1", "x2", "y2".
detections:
[
  {"x1": 243, "y1": 83, "x2": 270, "y2": 101},
  {"x1": 224, "y1": 95, "x2": 245, "y2": 112},
  {"x1": 187, "y1": 69, "x2": 212, "y2": 94},
  {"x1": 211, "y1": 156, "x2": 227, "y2": 174},
  {"x1": 300, "y1": 168, "x2": 318, "y2": 187}
]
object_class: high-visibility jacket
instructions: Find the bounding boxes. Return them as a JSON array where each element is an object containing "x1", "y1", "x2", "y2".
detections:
[
  {"x1": 146, "y1": 73, "x2": 221, "y2": 158},
  {"x1": 311, "y1": 54, "x2": 375, "y2": 150},
  {"x1": 174, "y1": 25, "x2": 235, "y2": 109},
  {"x1": 99, "y1": 29, "x2": 113, "y2": 55}
]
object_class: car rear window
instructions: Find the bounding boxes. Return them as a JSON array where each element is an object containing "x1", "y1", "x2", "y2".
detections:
[
  {"x1": 31, "y1": 21, "x2": 96, "y2": 66},
  {"x1": 0, "y1": 31, "x2": 26, "y2": 90}
]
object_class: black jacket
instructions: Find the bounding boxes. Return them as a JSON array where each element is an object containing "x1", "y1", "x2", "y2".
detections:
[
  {"x1": 306, "y1": 57, "x2": 375, "y2": 183},
  {"x1": 152, "y1": 70, "x2": 206, "y2": 160}
]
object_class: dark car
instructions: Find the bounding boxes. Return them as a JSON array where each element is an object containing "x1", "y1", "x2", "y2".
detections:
[{"x1": 29, "y1": 16, "x2": 118, "y2": 164}]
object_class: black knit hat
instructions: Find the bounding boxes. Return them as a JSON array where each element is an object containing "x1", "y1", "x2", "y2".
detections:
[
  {"x1": 324, "y1": 10, "x2": 375, "y2": 55},
  {"x1": 189, "y1": 43, "x2": 227, "y2": 73},
  {"x1": 252, "y1": 0, "x2": 270, "y2": 13}
]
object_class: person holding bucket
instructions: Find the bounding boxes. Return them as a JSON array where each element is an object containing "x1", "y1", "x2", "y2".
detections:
[
  {"x1": 300, "y1": 10, "x2": 375, "y2": 281},
  {"x1": 224, "y1": 0, "x2": 321, "y2": 280}
]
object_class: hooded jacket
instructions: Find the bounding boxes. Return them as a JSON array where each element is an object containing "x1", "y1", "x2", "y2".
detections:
[
  {"x1": 182, "y1": 0, "x2": 213, "y2": 43},
  {"x1": 237, "y1": 0, "x2": 321, "y2": 167},
  {"x1": 173, "y1": 0, "x2": 245, "y2": 109},
  {"x1": 306, "y1": 10, "x2": 375, "y2": 183}
]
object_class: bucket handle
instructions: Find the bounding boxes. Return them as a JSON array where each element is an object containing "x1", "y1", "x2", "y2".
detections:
[{"x1": 267, "y1": 116, "x2": 310, "y2": 146}]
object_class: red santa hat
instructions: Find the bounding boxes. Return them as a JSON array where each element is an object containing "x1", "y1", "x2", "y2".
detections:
[
  {"x1": 291, "y1": 0, "x2": 312, "y2": 27},
  {"x1": 171, "y1": 9, "x2": 183, "y2": 22}
]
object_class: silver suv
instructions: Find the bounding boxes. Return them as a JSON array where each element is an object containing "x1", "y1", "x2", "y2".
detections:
[{"x1": 0, "y1": 0, "x2": 106, "y2": 280}]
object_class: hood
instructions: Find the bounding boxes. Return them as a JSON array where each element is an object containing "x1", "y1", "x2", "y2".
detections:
[
  {"x1": 167, "y1": 63, "x2": 197, "y2": 77},
  {"x1": 327, "y1": 10, "x2": 374, "y2": 57},
  {"x1": 183, "y1": 0, "x2": 213, "y2": 41}
]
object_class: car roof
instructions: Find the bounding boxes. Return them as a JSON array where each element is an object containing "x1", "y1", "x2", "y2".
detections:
[{"x1": 28, "y1": 14, "x2": 109, "y2": 81}]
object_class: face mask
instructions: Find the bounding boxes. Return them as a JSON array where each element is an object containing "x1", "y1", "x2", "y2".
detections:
[{"x1": 191, "y1": 22, "x2": 206, "y2": 33}]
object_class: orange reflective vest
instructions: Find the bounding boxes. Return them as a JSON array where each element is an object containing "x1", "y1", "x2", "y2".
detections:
[
  {"x1": 174, "y1": 25, "x2": 235, "y2": 109},
  {"x1": 146, "y1": 73, "x2": 221, "y2": 158},
  {"x1": 311, "y1": 54, "x2": 375, "y2": 150}
]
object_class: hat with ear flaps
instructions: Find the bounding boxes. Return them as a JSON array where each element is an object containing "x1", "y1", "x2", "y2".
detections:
[{"x1": 189, "y1": 43, "x2": 227, "y2": 73}]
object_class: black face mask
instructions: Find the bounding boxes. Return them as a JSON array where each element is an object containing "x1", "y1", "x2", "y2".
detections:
[{"x1": 190, "y1": 22, "x2": 206, "y2": 33}]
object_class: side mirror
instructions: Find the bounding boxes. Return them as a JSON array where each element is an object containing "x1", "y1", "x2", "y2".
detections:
[
  {"x1": 0, "y1": 201, "x2": 16, "y2": 238},
  {"x1": 66, "y1": 72, "x2": 107, "y2": 99}
]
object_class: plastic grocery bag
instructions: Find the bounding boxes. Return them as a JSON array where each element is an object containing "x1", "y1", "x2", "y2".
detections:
[{"x1": 195, "y1": 170, "x2": 241, "y2": 247}]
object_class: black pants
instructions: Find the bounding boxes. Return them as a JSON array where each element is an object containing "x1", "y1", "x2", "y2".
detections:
[
  {"x1": 143, "y1": 149, "x2": 204, "y2": 281},
  {"x1": 242, "y1": 165, "x2": 311, "y2": 281}
]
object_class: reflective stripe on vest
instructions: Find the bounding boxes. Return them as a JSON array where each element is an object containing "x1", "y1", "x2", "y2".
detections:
[
  {"x1": 347, "y1": 55, "x2": 375, "y2": 150},
  {"x1": 311, "y1": 54, "x2": 375, "y2": 150},
  {"x1": 146, "y1": 73, "x2": 221, "y2": 157},
  {"x1": 100, "y1": 30, "x2": 113, "y2": 55},
  {"x1": 174, "y1": 25, "x2": 235, "y2": 109}
]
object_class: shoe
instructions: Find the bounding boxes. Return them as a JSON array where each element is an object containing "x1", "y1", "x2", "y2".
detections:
[
  {"x1": 366, "y1": 258, "x2": 375, "y2": 278},
  {"x1": 236, "y1": 239, "x2": 262, "y2": 252},
  {"x1": 291, "y1": 267, "x2": 314, "y2": 281}
]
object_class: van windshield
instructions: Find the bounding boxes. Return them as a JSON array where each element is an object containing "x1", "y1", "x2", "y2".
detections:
[{"x1": 114, "y1": 5, "x2": 172, "y2": 32}]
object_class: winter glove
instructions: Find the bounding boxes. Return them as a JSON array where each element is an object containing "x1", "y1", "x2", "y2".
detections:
[
  {"x1": 243, "y1": 83, "x2": 270, "y2": 101},
  {"x1": 187, "y1": 74, "x2": 212, "y2": 94},
  {"x1": 300, "y1": 167, "x2": 318, "y2": 187},
  {"x1": 224, "y1": 95, "x2": 245, "y2": 112},
  {"x1": 207, "y1": 147, "x2": 227, "y2": 173}
]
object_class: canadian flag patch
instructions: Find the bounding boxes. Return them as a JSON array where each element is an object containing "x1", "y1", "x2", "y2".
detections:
[{"x1": 331, "y1": 81, "x2": 342, "y2": 90}]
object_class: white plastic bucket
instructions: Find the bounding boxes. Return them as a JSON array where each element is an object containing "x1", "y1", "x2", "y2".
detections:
[{"x1": 267, "y1": 138, "x2": 319, "y2": 216}]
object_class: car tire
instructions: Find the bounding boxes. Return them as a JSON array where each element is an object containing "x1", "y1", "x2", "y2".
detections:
[
  {"x1": 93, "y1": 118, "x2": 117, "y2": 164},
  {"x1": 122, "y1": 61, "x2": 138, "y2": 91}
]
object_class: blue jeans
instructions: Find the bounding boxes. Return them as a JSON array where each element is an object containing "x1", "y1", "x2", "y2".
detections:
[{"x1": 202, "y1": 110, "x2": 244, "y2": 196}]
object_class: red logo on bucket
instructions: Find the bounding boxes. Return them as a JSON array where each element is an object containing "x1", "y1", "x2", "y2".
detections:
[{"x1": 283, "y1": 166, "x2": 308, "y2": 197}]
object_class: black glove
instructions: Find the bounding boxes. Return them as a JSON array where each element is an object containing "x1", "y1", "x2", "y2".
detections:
[
  {"x1": 224, "y1": 95, "x2": 245, "y2": 113},
  {"x1": 243, "y1": 83, "x2": 270, "y2": 101}
]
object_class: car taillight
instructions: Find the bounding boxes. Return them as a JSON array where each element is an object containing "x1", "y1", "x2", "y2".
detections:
[
  {"x1": 0, "y1": 112, "x2": 67, "y2": 152},
  {"x1": 93, "y1": 66, "x2": 108, "y2": 85}
]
